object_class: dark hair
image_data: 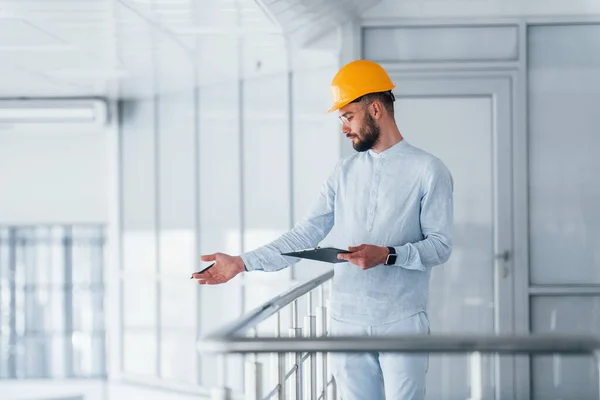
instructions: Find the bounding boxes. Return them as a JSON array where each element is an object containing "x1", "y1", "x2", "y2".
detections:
[{"x1": 351, "y1": 90, "x2": 395, "y2": 116}]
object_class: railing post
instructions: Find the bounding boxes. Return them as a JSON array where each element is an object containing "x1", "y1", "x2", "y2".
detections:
[
  {"x1": 275, "y1": 311, "x2": 286, "y2": 400},
  {"x1": 595, "y1": 350, "x2": 600, "y2": 400},
  {"x1": 245, "y1": 360, "x2": 263, "y2": 400},
  {"x1": 289, "y1": 299, "x2": 302, "y2": 400},
  {"x1": 304, "y1": 291, "x2": 317, "y2": 400},
  {"x1": 212, "y1": 354, "x2": 231, "y2": 400},
  {"x1": 326, "y1": 279, "x2": 337, "y2": 400},
  {"x1": 330, "y1": 378, "x2": 337, "y2": 400},
  {"x1": 211, "y1": 387, "x2": 232, "y2": 400},
  {"x1": 468, "y1": 351, "x2": 483, "y2": 400},
  {"x1": 304, "y1": 314, "x2": 317, "y2": 400},
  {"x1": 278, "y1": 352, "x2": 286, "y2": 400},
  {"x1": 316, "y1": 286, "x2": 328, "y2": 400}
]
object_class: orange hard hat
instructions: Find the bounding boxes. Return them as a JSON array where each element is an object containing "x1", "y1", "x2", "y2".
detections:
[{"x1": 328, "y1": 59, "x2": 396, "y2": 113}]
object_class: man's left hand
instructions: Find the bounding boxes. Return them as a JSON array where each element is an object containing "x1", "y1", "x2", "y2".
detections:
[{"x1": 336, "y1": 244, "x2": 389, "y2": 270}]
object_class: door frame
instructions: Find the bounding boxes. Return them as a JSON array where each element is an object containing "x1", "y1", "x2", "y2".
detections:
[{"x1": 388, "y1": 71, "x2": 520, "y2": 399}]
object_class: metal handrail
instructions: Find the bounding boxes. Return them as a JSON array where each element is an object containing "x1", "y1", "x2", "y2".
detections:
[
  {"x1": 199, "y1": 333, "x2": 600, "y2": 355},
  {"x1": 198, "y1": 269, "x2": 600, "y2": 400},
  {"x1": 199, "y1": 268, "x2": 600, "y2": 355},
  {"x1": 206, "y1": 270, "x2": 333, "y2": 339}
]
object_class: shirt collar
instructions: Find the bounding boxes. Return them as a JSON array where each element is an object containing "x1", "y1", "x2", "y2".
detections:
[{"x1": 368, "y1": 139, "x2": 408, "y2": 159}]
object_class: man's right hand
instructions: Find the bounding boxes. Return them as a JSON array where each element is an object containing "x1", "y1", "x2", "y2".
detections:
[{"x1": 192, "y1": 253, "x2": 246, "y2": 285}]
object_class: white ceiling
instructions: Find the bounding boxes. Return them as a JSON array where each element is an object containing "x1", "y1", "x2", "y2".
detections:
[{"x1": 0, "y1": 0, "x2": 377, "y2": 99}]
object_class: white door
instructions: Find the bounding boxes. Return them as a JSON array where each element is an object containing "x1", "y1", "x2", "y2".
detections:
[{"x1": 391, "y1": 74, "x2": 514, "y2": 400}]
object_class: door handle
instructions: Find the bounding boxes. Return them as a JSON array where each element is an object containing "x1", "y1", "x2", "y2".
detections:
[
  {"x1": 495, "y1": 250, "x2": 511, "y2": 278},
  {"x1": 495, "y1": 250, "x2": 510, "y2": 263}
]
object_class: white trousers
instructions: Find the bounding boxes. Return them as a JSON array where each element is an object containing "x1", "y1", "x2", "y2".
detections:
[{"x1": 329, "y1": 312, "x2": 430, "y2": 400}]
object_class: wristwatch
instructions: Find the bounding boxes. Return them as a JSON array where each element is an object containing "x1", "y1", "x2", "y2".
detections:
[{"x1": 385, "y1": 246, "x2": 397, "y2": 265}]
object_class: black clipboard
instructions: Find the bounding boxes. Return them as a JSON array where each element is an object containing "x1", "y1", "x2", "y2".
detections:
[{"x1": 281, "y1": 247, "x2": 350, "y2": 263}]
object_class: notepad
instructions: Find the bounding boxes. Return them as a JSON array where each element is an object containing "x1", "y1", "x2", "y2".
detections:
[{"x1": 281, "y1": 247, "x2": 350, "y2": 263}]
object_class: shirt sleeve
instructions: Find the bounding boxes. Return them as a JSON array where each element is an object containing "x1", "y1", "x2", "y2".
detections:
[
  {"x1": 240, "y1": 162, "x2": 340, "y2": 272},
  {"x1": 392, "y1": 157, "x2": 454, "y2": 271}
]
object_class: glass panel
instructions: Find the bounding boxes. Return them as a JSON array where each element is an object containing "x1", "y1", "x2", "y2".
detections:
[
  {"x1": 71, "y1": 225, "x2": 103, "y2": 240},
  {"x1": 15, "y1": 282, "x2": 25, "y2": 336},
  {"x1": 395, "y1": 96, "x2": 495, "y2": 400},
  {"x1": 160, "y1": 280, "x2": 195, "y2": 330},
  {"x1": 88, "y1": 242, "x2": 105, "y2": 285},
  {"x1": 33, "y1": 226, "x2": 53, "y2": 242},
  {"x1": 528, "y1": 25, "x2": 600, "y2": 284},
  {"x1": 123, "y1": 279, "x2": 156, "y2": 328},
  {"x1": 198, "y1": 82, "x2": 242, "y2": 257},
  {"x1": 0, "y1": 329, "x2": 7, "y2": 378},
  {"x1": 121, "y1": 99, "x2": 156, "y2": 232},
  {"x1": 239, "y1": 71, "x2": 293, "y2": 397},
  {"x1": 72, "y1": 242, "x2": 94, "y2": 284},
  {"x1": 121, "y1": 97, "x2": 158, "y2": 294},
  {"x1": 14, "y1": 233, "x2": 33, "y2": 285},
  {"x1": 122, "y1": 231, "x2": 156, "y2": 273},
  {"x1": 159, "y1": 230, "x2": 195, "y2": 277},
  {"x1": 0, "y1": 227, "x2": 6, "y2": 373},
  {"x1": 17, "y1": 335, "x2": 66, "y2": 378},
  {"x1": 196, "y1": 35, "x2": 238, "y2": 85},
  {"x1": 156, "y1": 57, "x2": 196, "y2": 278},
  {"x1": 0, "y1": 229, "x2": 8, "y2": 379},
  {"x1": 0, "y1": 282, "x2": 8, "y2": 377},
  {"x1": 160, "y1": 330, "x2": 196, "y2": 383},
  {"x1": 156, "y1": 88, "x2": 195, "y2": 227},
  {"x1": 12, "y1": 227, "x2": 65, "y2": 285},
  {"x1": 291, "y1": 66, "x2": 340, "y2": 280},
  {"x1": 198, "y1": 82, "x2": 245, "y2": 391},
  {"x1": 197, "y1": 282, "x2": 243, "y2": 382},
  {"x1": 72, "y1": 332, "x2": 105, "y2": 377},
  {"x1": 123, "y1": 330, "x2": 156, "y2": 376},
  {"x1": 33, "y1": 236, "x2": 65, "y2": 285},
  {"x1": 71, "y1": 225, "x2": 104, "y2": 283},
  {"x1": 531, "y1": 296, "x2": 600, "y2": 399},
  {"x1": 0, "y1": 230, "x2": 8, "y2": 280},
  {"x1": 73, "y1": 288, "x2": 104, "y2": 332},
  {"x1": 0, "y1": 225, "x2": 106, "y2": 379},
  {"x1": 23, "y1": 287, "x2": 65, "y2": 333},
  {"x1": 0, "y1": 226, "x2": 7, "y2": 379},
  {"x1": 48, "y1": 228, "x2": 65, "y2": 285},
  {"x1": 242, "y1": 75, "x2": 290, "y2": 280},
  {"x1": 364, "y1": 25, "x2": 519, "y2": 62},
  {"x1": 241, "y1": 35, "x2": 288, "y2": 79}
]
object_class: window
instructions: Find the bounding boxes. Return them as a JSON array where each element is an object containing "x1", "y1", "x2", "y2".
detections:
[{"x1": 0, "y1": 225, "x2": 106, "y2": 379}]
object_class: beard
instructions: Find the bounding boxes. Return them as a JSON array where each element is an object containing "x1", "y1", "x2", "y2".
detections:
[{"x1": 351, "y1": 113, "x2": 380, "y2": 152}]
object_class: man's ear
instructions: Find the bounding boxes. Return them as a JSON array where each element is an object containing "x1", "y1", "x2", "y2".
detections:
[{"x1": 371, "y1": 101, "x2": 384, "y2": 119}]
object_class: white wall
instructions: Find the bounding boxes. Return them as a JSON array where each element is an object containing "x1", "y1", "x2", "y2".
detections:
[
  {"x1": 0, "y1": 129, "x2": 108, "y2": 224},
  {"x1": 362, "y1": 0, "x2": 600, "y2": 19}
]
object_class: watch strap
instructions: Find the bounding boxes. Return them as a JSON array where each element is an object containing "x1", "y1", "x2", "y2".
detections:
[{"x1": 385, "y1": 246, "x2": 397, "y2": 265}]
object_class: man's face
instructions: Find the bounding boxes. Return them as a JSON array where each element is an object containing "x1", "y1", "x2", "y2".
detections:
[{"x1": 338, "y1": 101, "x2": 380, "y2": 152}]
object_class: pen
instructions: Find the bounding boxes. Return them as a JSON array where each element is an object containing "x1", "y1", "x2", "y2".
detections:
[{"x1": 190, "y1": 263, "x2": 215, "y2": 279}]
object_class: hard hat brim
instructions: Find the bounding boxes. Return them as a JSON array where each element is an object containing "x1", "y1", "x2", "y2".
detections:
[{"x1": 327, "y1": 84, "x2": 396, "y2": 114}]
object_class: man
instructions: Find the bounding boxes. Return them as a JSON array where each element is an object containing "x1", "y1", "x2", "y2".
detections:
[{"x1": 192, "y1": 59, "x2": 454, "y2": 399}]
